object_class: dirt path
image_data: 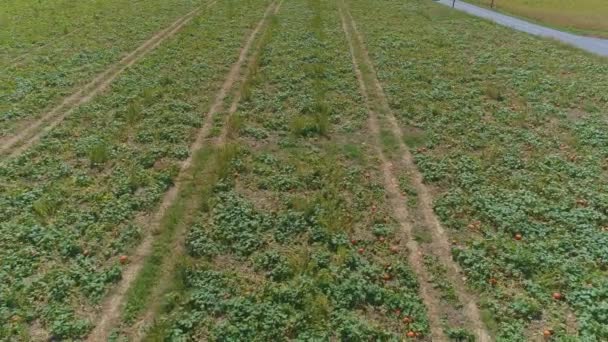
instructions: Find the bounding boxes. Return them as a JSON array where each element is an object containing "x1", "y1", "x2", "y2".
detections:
[
  {"x1": 0, "y1": 4, "x2": 210, "y2": 159},
  {"x1": 339, "y1": 2, "x2": 491, "y2": 341},
  {"x1": 123, "y1": 4, "x2": 282, "y2": 340},
  {"x1": 85, "y1": 2, "x2": 280, "y2": 341}
]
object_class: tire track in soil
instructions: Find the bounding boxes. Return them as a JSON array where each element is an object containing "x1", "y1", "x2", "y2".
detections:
[
  {"x1": 85, "y1": 2, "x2": 280, "y2": 341},
  {"x1": 122, "y1": 3, "x2": 282, "y2": 340},
  {"x1": 339, "y1": 2, "x2": 492, "y2": 341},
  {"x1": 338, "y1": 7, "x2": 445, "y2": 341},
  {"x1": 0, "y1": 3, "x2": 211, "y2": 159}
]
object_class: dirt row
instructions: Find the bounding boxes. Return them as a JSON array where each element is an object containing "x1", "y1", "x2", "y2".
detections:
[{"x1": 338, "y1": 1, "x2": 491, "y2": 340}]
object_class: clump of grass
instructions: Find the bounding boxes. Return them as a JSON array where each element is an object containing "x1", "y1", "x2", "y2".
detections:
[
  {"x1": 241, "y1": 13, "x2": 277, "y2": 103},
  {"x1": 480, "y1": 308, "x2": 499, "y2": 335},
  {"x1": 88, "y1": 142, "x2": 110, "y2": 167},
  {"x1": 225, "y1": 113, "x2": 244, "y2": 139},
  {"x1": 305, "y1": 293, "x2": 330, "y2": 324},
  {"x1": 199, "y1": 144, "x2": 239, "y2": 212},
  {"x1": 241, "y1": 80, "x2": 253, "y2": 102},
  {"x1": 226, "y1": 0, "x2": 236, "y2": 19},
  {"x1": 159, "y1": 76, "x2": 172, "y2": 86},
  {"x1": 402, "y1": 127, "x2": 427, "y2": 148},
  {"x1": 286, "y1": 247, "x2": 310, "y2": 274},
  {"x1": 343, "y1": 143, "x2": 362, "y2": 160},
  {"x1": 292, "y1": 68, "x2": 331, "y2": 138},
  {"x1": 398, "y1": 172, "x2": 418, "y2": 207},
  {"x1": 414, "y1": 229, "x2": 433, "y2": 243},
  {"x1": 142, "y1": 88, "x2": 156, "y2": 106},
  {"x1": 308, "y1": 0, "x2": 324, "y2": 39},
  {"x1": 269, "y1": 13, "x2": 280, "y2": 28},
  {"x1": 290, "y1": 2, "x2": 332, "y2": 139},
  {"x1": 125, "y1": 100, "x2": 142, "y2": 124},
  {"x1": 290, "y1": 113, "x2": 329, "y2": 137},
  {"x1": 485, "y1": 85, "x2": 504, "y2": 101},
  {"x1": 380, "y1": 129, "x2": 398, "y2": 153},
  {"x1": 32, "y1": 197, "x2": 58, "y2": 221},
  {"x1": 444, "y1": 326, "x2": 475, "y2": 341},
  {"x1": 315, "y1": 111, "x2": 330, "y2": 137}
]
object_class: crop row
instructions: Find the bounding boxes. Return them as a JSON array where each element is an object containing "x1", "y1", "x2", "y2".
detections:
[
  {"x1": 1, "y1": 0, "x2": 199, "y2": 135},
  {"x1": 348, "y1": 0, "x2": 608, "y2": 339},
  {"x1": 0, "y1": 0, "x2": 272, "y2": 339},
  {"x1": 143, "y1": 0, "x2": 432, "y2": 340}
]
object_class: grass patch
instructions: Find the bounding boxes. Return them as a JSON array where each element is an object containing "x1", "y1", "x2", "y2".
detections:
[
  {"x1": 413, "y1": 228, "x2": 433, "y2": 244},
  {"x1": 423, "y1": 255, "x2": 460, "y2": 306},
  {"x1": 342, "y1": 143, "x2": 362, "y2": 160},
  {"x1": 402, "y1": 130, "x2": 427, "y2": 148},
  {"x1": 398, "y1": 172, "x2": 418, "y2": 207},
  {"x1": 379, "y1": 128, "x2": 398, "y2": 153},
  {"x1": 289, "y1": 113, "x2": 330, "y2": 138}
]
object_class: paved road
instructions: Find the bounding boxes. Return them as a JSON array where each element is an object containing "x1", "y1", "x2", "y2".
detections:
[{"x1": 436, "y1": 0, "x2": 608, "y2": 57}]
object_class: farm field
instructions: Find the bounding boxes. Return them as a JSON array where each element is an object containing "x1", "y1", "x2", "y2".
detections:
[
  {"x1": 1, "y1": 0, "x2": 607, "y2": 340},
  {"x1": 1, "y1": 0, "x2": 198, "y2": 138},
  {"x1": 465, "y1": 0, "x2": 608, "y2": 37},
  {"x1": 349, "y1": 0, "x2": 608, "y2": 339},
  {"x1": 0, "y1": 0, "x2": 273, "y2": 338}
]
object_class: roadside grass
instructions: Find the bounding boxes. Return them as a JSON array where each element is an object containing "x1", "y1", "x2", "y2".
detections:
[{"x1": 465, "y1": 0, "x2": 608, "y2": 37}]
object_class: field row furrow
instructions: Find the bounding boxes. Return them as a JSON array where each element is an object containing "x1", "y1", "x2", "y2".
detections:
[{"x1": 339, "y1": 1, "x2": 491, "y2": 340}]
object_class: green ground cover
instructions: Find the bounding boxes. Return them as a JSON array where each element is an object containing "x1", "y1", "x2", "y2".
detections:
[
  {"x1": 143, "y1": 0, "x2": 431, "y2": 339},
  {"x1": 348, "y1": 0, "x2": 608, "y2": 339},
  {"x1": 0, "y1": 0, "x2": 271, "y2": 338},
  {"x1": 0, "y1": 0, "x2": 198, "y2": 135},
  {"x1": 3, "y1": 0, "x2": 608, "y2": 339}
]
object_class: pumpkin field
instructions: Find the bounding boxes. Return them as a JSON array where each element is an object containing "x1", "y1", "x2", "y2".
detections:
[{"x1": 1, "y1": 0, "x2": 607, "y2": 340}]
